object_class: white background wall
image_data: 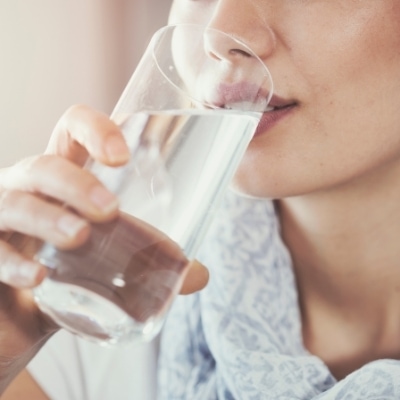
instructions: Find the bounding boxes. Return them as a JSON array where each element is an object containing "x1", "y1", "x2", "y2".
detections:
[{"x1": 0, "y1": 0, "x2": 172, "y2": 166}]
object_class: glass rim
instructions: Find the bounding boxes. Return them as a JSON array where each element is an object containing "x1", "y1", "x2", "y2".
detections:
[{"x1": 151, "y1": 23, "x2": 274, "y2": 112}]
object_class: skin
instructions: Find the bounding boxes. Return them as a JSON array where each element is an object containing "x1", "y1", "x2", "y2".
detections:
[
  {"x1": 0, "y1": 105, "x2": 209, "y2": 398},
  {"x1": 170, "y1": 0, "x2": 400, "y2": 380},
  {"x1": 3, "y1": 0, "x2": 400, "y2": 396}
]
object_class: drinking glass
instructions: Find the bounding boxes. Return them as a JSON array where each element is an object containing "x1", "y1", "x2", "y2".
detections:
[{"x1": 33, "y1": 24, "x2": 273, "y2": 345}]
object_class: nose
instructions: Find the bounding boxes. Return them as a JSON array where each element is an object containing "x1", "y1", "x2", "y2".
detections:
[{"x1": 205, "y1": 0, "x2": 276, "y2": 62}]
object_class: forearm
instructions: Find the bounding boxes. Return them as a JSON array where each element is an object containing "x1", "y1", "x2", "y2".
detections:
[{"x1": 0, "y1": 332, "x2": 53, "y2": 395}]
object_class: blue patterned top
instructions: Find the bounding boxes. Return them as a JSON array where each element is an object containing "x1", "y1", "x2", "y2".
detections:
[{"x1": 158, "y1": 191, "x2": 400, "y2": 399}]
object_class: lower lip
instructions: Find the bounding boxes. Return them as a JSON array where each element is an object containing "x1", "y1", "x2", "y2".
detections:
[{"x1": 253, "y1": 105, "x2": 296, "y2": 137}]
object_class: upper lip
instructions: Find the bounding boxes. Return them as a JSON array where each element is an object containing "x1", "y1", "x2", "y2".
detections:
[
  {"x1": 267, "y1": 94, "x2": 297, "y2": 110},
  {"x1": 203, "y1": 82, "x2": 296, "y2": 112},
  {"x1": 203, "y1": 81, "x2": 271, "y2": 112}
]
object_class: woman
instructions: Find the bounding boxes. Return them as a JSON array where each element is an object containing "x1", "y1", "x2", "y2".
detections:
[
  {"x1": 158, "y1": 1, "x2": 400, "y2": 398},
  {"x1": 2, "y1": 0, "x2": 400, "y2": 398}
]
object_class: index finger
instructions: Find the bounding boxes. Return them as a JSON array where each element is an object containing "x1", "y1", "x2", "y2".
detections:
[{"x1": 45, "y1": 105, "x2": 130, "y2": 167}]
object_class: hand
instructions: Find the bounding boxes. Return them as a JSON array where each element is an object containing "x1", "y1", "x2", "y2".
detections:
[
  {"x1": 46, "y1": 105, "x2": 209, "y2": 294},
  {"x1": 0, "y1": 105, "x2": 208, "y2": 392},
  {"x1": 0, "y1": 104, "x2": 209, "y2": 291}
]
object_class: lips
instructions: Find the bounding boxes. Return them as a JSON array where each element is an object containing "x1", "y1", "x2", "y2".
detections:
[
  {"x1": 205, "y1": 82, "x2": 296, "y2": 113},
  {"x1": 254, "y1": 100, "x2": 297, "y2": 136},
  {"x1": 203, "y1": 82, "x2": 273, "y2": 112},
  {"x1": 267, "y1": 94, "x2": 297, "y2": 111},
  {"x1": 201, "y1": 82, "x2": 297, "y2": 134}
]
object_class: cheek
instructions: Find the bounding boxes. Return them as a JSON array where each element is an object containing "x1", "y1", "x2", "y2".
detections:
[
  {"x1": 231, "y1": 50, "x2": 400, "y2": 199},
  {"x1": 285, "y1": 2, "x2": 400, "y2": 103},
  {"x1": 232, "y1": 96, "x2": 400, "y2": 199}
]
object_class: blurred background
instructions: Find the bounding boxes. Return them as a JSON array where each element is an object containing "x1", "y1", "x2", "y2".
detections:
[{"x1": 0, "y1": 0, "x2": 172, "y2": 166}]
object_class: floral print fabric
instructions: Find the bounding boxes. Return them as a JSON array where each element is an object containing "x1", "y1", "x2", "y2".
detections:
[{"x1": 158, "y1": 191, "x2": 400, "y2": 399}]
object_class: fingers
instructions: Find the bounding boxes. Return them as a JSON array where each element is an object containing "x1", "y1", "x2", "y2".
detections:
[
  {"x1": 0, "y1": 188, "x2": 91, "y2": 287},
  {"x1": 179, "y1": 260, "x2": 209, "y2": 295},
  {"x1": 0, "y1": 190, "x2": 91, "y2": 249},
  {"x1": 0, "y1": 105, "x2": 130, "y2": 288},
  {"x1": 0, "y1": 155, "x2": 119, "y2": 222},
  {"x1": 46, "y1": 104, "x2": 130, "y2": 167},
  {"x1": 0, "y1": 240, "x2": 46, "y2": 288}
]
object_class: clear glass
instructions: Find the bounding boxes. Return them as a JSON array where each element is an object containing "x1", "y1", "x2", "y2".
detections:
[{"x1": 33, "y1": 24, "x2": 273, "y2": 346}]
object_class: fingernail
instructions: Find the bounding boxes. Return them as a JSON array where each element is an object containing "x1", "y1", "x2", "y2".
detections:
[
  {"x1": 90, "y1": 186, "x2": 119, "y2": 213},
  {"x1": 106, "y1": 136, "x2": 130, "y2": 163},
  {"x1": 57, "y1": 214, "x2": 88, "y2": 237}
]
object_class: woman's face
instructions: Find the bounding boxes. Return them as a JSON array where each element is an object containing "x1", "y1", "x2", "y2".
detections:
[{"x1": 169, "y1": 0, "x2": 400, "y2": 199}]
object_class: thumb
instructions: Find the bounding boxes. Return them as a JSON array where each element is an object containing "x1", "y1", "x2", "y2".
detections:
[{"x1": 179, "y1": 260, "x2": 209, "y2": 295}]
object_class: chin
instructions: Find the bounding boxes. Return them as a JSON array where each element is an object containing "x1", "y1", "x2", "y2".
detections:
[
  {"x1": 229, "y1": 177, "x2": 279, "y2": 200},
  {"x1": 229, "y1": 170, "x2": 320, "y2": 200},
  {"x1": 228, "y1": 184, "x2": 269, "y2": 200}
]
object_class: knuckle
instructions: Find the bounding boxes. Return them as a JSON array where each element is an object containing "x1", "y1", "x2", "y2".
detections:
[
  {"x1": 26, "y1": 154, "x2": 58, "y2": 171},
  {"x1": 0, "y1": 241, "x2": 17, "y2": 270},
  {"x1": 60, "y1": 104, "x2": 113, "y2": 145},
  {"x1": 56, "y1": 104, "x2": 94, "y2": 139},
  {"x1": 0, "y1": 244, "x2": 39, "y2": 288},
  {"x1": 0, "y1": 189, "x2": 20, "y2": 229},
  {"x1": 63, "y1": 104, "x2": 105, "y2": 133},
  {"x1": 0, "y1": 188, "x2": 54, "y2": 232},
  {"x1": 16, "y1": 154, "x2": 64, "y2": 193},
  {"x1": 0, "y1": 156, "x2": 40, "y2": 190},
  {"x1": 63, "y1": 103, "x2": 91, "y2": 121},
  {"x1": 15, "y1": 154, "x2": 57, "y2": 178},
  {"x1": 16, "y1": 155, "x2": 100, "y2": 205}
]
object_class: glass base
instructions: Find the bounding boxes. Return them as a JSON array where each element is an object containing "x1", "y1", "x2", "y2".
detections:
[{"x1": 34, "y1": 278, "x2": 163, "y2": 346}]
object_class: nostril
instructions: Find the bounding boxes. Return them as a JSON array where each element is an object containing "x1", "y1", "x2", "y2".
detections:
[
  {"x1": 206, "y1": 47, "x2": 254, "y2": 63},
  {"x1": 204, "y1": 30, "x2": 255, "y2": 63},
  {"x1": 229, "y1": 48, "x2": 252, "y2": 58}
]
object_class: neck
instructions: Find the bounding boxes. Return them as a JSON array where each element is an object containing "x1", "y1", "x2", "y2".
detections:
[
  {"x1": 278, "y1": 159, "x2": 400, "y2": 334},
  {"x1": 277, "y1": 160, "x2": 400, "y2": 377}
]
